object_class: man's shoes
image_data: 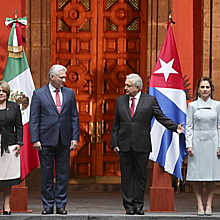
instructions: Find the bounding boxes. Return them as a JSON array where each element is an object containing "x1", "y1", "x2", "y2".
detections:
[
  {"x1": 41, "y1": 208, "x2": 53, "y2": 214},
  {"x1": 56, "y1": 207, "x2": 68, "y2": 215},
  {"x1": 135, "y1": 207, "x2": 145, "y2": 215},
  {"x1": 125, "y1": 208, "x2": 135, "y2": 215}
]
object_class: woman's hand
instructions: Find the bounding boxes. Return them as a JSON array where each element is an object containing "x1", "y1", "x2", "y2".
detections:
[
  {"x1": 13, "y1": 145, "x2": 21, "y2": 157},
  {"x1": 217, "y1": 148, "x2": 220, "y2": 157},
  {"x1": 187, "y1": 147, "x2": 194, "y2": 157}
]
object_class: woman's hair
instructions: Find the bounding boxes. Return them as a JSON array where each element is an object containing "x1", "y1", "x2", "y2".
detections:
[
  {"x1": 194, "y1": 76, "x2": 214, "y2": 100},
  {"x1": 0, "y1": 81, "x2": 10, "y2": 99}
]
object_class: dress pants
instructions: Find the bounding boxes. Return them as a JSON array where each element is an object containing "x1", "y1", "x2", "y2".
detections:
[
  {"x1": 39, "y1": 140, "x2": 70, "y2": 209},
  {"x1": 120, "y1": 149, "x2": 149, "y2": 210}
]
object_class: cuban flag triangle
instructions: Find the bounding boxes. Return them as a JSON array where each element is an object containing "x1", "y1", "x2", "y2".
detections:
[{"x1": 149, "y1": 23, "x2": 187, "y2": 180}]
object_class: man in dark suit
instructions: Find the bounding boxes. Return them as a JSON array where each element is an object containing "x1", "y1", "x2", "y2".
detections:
[
  {"x1": 29, "y1": 64, "x2": 80, "y2": 215},
  {"x1": 111, "y1": 73, "x2": 184, "y2": 215}
]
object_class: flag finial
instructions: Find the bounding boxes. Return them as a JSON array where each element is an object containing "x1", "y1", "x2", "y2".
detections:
[
  {"x1": 14, "y1": 9, "x2": 17, "y2": 19},
  {"x1": 168, "y1": 9, "x2": 172, "y2": 22},
  {"x1": 167, "y1": 9, "x2": 175, "y2": 25}
]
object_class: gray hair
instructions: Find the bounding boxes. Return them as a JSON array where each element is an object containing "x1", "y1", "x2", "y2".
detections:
[
  {"x1": 126, "y1": 73, "x2": 143, "y2": 90},
  {"x1": 48, "y1": 64, "x2": 67, "y2": 80}
]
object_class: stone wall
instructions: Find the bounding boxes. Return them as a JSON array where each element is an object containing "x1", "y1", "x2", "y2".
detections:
[
  {"x1": 203, "y1": 0, "x2": 220, "y2": 100},
  {"x1": 26, "y1": 0, "x2": 220, "y2": 97},
  {"x1": 146, "y1": 0, "x2": 172, "y2": 90},
  {"x1": 25, "y1": 0, "x2": 173, "y2": 90},
  {"x1": 25, "y1": 0, "x2": 51, "y2": 89}
]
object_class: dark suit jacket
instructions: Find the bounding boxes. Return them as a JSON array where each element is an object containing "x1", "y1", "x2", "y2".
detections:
[
  {"x1": 29, "y1": 84, "x2": 80, "y2": 146},
  {"x1": 2, "y1": 101, "x2": 23, "y2": 146},
  {"x1": 111, "y1": 93, "x2": 178, "y2": 152}
]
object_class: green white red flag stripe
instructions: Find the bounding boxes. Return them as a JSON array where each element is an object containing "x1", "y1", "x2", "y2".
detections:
[{"x1": 3, "y1": 17, "x2": 40, "y2": 180}]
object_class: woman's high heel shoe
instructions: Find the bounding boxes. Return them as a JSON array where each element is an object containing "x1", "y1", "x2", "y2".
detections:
[
  {"x1": 197, "y1": 207, "x2": 204, "y2": 216},
  {"x1": 3, "y1": 206, "x2": 11, "y2": 215},
  {"x1": 205, "y1": 207, "x2": 212, "y2": 216}
]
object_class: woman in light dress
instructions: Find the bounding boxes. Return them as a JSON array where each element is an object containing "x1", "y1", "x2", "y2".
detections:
[
  {"x1": 186, "y1": 77, "x2": 220, "y2": 216},
  {"x1": 0, "y1": 81, "x2": 23, "y2": 215}
]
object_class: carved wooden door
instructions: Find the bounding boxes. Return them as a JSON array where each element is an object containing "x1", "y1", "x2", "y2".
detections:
[{"x1": 51, "y1": 0, "x2": 147, "y2": 179}]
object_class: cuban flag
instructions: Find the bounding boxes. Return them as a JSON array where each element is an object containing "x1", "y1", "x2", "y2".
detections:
[{"x1": 149, "y1": 23, "x2": 187, "y2": 180}]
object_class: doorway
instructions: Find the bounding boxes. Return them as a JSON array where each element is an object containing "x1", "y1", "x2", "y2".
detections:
[{"x1": 51, "y1": 0, "x2": 147, "y2": 180}]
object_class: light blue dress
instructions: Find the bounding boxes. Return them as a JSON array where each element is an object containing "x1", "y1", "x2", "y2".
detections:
[{"x1": 186, "y1": 97, "x2": 220, "y2": 181}]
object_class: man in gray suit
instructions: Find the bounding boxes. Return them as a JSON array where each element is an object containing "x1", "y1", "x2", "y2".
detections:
[
  {"x1": 30, "y1": 64, "x2": 80, "y2": 215},
  {"x1": 111, "y1": 73, "x2": 184, "y2": 215}
]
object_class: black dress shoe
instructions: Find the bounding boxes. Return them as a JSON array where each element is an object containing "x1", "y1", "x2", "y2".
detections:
[
  {"x1": 3, "y1": 207, "x2": 11, "y2": 215},
  {"x1": 135, "y1": 207, "x2": 145, "y2": 215},
  {"x1": 125, "y1": 209, "x2": 135, "y2": 215},
  {"x1": 56, "y1": 207, "x2": 67, "y2": 215},
  {"x1": 3, "y1": 210, "x2": 11, "y2": 215},
  {"x1": 41, "y1": 208, "x2": 53, "y2": 214}
]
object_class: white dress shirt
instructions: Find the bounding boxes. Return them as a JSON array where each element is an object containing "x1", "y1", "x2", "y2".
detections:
[
  {"x1": 48, "y1": 83, "x2": 63, "y2": 105},
  {"x1": 129, "y1": 91, "x2": 141, "y2": 113}
]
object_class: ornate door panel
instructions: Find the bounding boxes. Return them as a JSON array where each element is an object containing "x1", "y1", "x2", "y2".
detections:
[
  {"x1": 51, "y1": 0, "x2": 98, "y2": 178},
  {"x1": 51, "y1": 0, "x2": 147, "y2": 179}
]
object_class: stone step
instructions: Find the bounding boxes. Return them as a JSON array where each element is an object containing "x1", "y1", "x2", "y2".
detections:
[
  {"x1": 1, "y1": 213, "x2": 220, "y2": 220},
  {"x1": 68, "y1": 183, "x2": 121, "y2": 192}
]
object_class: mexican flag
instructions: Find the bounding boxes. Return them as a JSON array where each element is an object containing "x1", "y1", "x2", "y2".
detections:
[{"x1": 3, "y1": 16, "x2": 40, "y2": 180}]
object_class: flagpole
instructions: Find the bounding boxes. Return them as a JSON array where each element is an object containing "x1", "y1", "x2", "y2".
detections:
[
  {"x1": 10, "y1": 8, "x2": 31, "y2": 213},
  {"x1": 167, "y1": 11, "x2": 181, "y2": 197},
  {"x1": 11, "y1": 8, "x2": 29, "y2": 212},
  {"x1": 169, "y1": 9, "x2": 172, "y2": 23},
  {"x1": 148, "y1": 11, "x2": 179, "y2": 212},
  {"x1": 148, "y1": 163, "x2": 175, "y2": 212},
  {"x1": 168, "y1": 10, "x2": 175, "y2": 27}
]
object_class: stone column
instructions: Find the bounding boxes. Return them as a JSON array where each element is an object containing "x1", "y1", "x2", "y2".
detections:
[{"x1": 26, "y1": 0, "x2": 51, "y2": 89}]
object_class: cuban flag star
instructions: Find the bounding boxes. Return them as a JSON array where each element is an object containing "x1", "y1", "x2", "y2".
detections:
[{"x1": 149, "y1": 23, "x2": 187, "y2": 180}]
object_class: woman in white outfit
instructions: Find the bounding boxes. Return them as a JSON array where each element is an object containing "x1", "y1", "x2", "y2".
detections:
[
  {"x1": 186, "y1": 77, "x2": 220, "y2": 216},
  {"x1": 0, "y1": 81, "x2": 23, "y2": 215}
]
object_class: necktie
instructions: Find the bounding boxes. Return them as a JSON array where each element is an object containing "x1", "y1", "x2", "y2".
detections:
[
  {"x1": 55, "y1": 89, "x2": 61, "y2": 113},
  {"x1": 130, "y1": 97, "x2": 135, "y2": 117}
]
